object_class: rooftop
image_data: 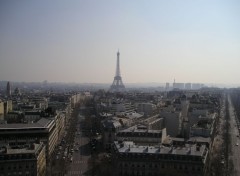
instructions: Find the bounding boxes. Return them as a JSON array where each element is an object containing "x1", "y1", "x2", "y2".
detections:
[
  {"x1": 119, "y1": 125, "x2": 162, "y2": 134},
  {"x1": 102, "y1": 119, "x2": 122, "y2": 129},
  {"x1": 113, "y1": 141, "x2": 207, "y2": 156},
  {"x1": 124, "y1": 112, "x2": 143, "y2": 119},
  {"x1": 0, "y1": 118, "x2": 53, "y2": 130},
  {"x1": 0, "y1": 143, "x2": 44, "y2": 155}
]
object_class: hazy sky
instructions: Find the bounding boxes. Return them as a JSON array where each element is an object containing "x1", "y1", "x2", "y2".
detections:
[{"x1": 0, "y1": 0, "x2": 240, "y2": 84}]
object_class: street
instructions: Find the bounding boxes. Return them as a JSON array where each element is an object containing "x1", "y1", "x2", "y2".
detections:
[
  {"x1": 228, "y1": 96, "x2": 240, "y2": 176},
  {"x1": 66, "y1": 112, "x2": 91, "y2": 176},
  {"x1": 50, "y1": 106, "x2": 91, "y2": 176}
]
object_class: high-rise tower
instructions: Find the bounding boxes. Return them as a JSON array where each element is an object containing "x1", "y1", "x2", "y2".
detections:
[
  {"x1": 110, "y1": 50, "x2": 125, "y2": 92},
  {"x1": 6, "y1": 81, "x2": 11, "y2": 97}
]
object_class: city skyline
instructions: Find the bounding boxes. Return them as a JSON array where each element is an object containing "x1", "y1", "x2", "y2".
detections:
[{"x1": 0, "y1": 0, "x2": 240, "y2": 84}]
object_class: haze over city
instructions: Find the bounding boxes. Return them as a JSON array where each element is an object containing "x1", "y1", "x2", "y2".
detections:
[
  {"x1": 2, "y1": 1, "x2": 240, "y2": 176},
  {"x1": 0, "y1": 0, "x2": 240, "y2": 85}
]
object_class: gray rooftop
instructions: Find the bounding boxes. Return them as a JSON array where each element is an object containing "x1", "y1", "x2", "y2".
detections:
[
  {"x1": 124, "y1": 112, "x2": 143, "y2": 119},
  {"x1": 0, "y1": 143, "x2": 43, "y2": 155},
  {"x1": 119, "y1": 125, "x2": 162, "y2": 134},
  {"x1": 0, "y1": 118, "x2": 52, "y2": 129},
  {"x1": 102, "y1": 119, "x2": 121, "y2": 129},
  {"x1": 114, "y1": 141, "x2": 206, "y2": 156}
]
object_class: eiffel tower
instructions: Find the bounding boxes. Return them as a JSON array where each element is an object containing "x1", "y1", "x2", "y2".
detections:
[{"x1": 110, "y1": 50, "x2": 125, "y2": 92}]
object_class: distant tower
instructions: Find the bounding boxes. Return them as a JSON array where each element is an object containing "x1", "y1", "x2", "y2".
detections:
[
  {"x1": 6, "y1": 81, "x2": 11, "y2": 97},
  {"x1": 110, "y1": 50, "x2": 125, "y2": 92},
  {"x1": 173, "y1": 78, "x2": 176, "y2": 89},
  {"x1": 165, "y1": 82, "x2": 170, "y2": 91}
]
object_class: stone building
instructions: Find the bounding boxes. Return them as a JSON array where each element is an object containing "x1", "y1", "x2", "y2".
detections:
[
  {"x1": 112, "y1": 141, "x2": 208, "y2": 176},
  {"x1": 0, "y1": 118, "x2": 58, "y2": 161},
  {"x1": 0, "y1": 142, "x2": 46, "y2": 176},
  {"x1": 102, "y1": 119, "x2": 122, "y2": 149},
  {"x1": 116, "y1": 125, "x2": 167, "y2": 144}
]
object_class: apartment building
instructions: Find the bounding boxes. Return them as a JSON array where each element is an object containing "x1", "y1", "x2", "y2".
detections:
[
  {"x1": 116, "y1": 125, "x2": 167, "y2": 144},
  {"x1": 112, "y1": 141, "x2": 208, "y2": 176},
  {"x1": 0, "y1": 142, "x2": 46, "y2": 176},
  {"x1": 0, "y1": 118, "x2": 58, "y2": 160}
]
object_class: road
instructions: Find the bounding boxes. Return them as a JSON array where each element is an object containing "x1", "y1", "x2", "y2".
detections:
[
  {"x1": 51, "y1": 109, "x2": 78, "y2": 176},
  {"x1": 228, "y1": 95, "x2": 240, "y2": 176},
  {"x1": 67, "y1": 110, "x2": 91, "y2": 176}
]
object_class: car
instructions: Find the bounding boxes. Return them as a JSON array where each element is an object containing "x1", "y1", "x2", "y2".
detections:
[{"x1": 236, "y1": 143, "x2": 239, "y2": 146}]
